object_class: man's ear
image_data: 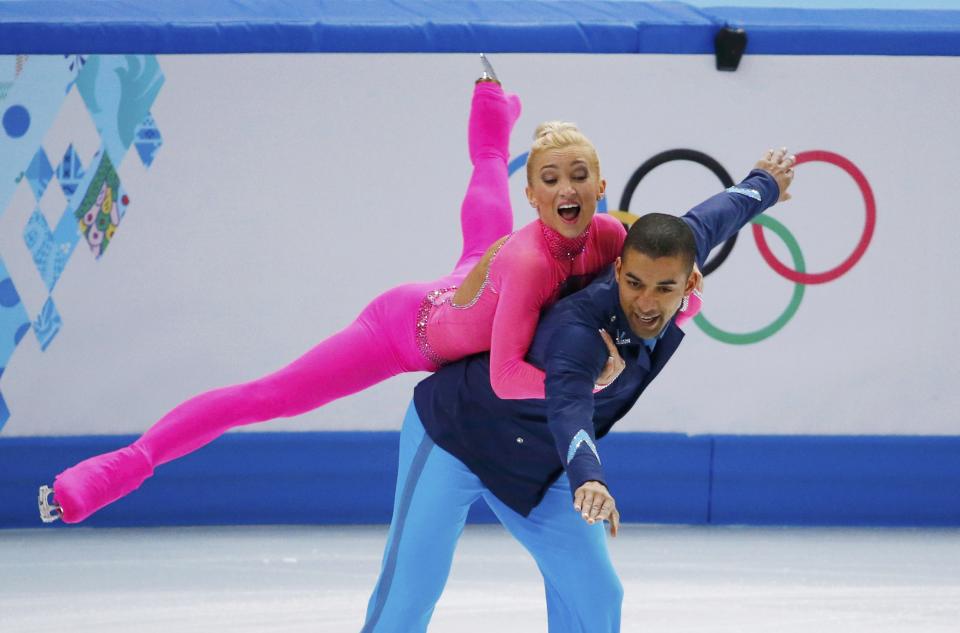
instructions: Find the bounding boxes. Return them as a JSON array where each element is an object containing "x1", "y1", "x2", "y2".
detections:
[
  {"x1": 614, "y1": 256, "x2": 623, "y2": 281},
  {"x1": 684, "y1": 265, "x2": 701, "y2": 296}
]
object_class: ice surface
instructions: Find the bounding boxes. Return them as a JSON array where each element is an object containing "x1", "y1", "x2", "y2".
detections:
[{"x1": 1, "y1": 524, "x2": 958, "y2": 632}]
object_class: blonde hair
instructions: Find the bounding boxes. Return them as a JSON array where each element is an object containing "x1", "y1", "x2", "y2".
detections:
[{"x1": 526, "y1": 121, "x2": 601, "y2": 184}]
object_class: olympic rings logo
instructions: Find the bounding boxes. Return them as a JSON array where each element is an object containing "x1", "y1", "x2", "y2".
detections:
[{"x1": 508, "y1": 148, "x2": 876, "y2": 345}]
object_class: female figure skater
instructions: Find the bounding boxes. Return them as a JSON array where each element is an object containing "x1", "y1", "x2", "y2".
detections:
[{"x1": 40, "y1": 58, "x2": 700, "y2": 524}]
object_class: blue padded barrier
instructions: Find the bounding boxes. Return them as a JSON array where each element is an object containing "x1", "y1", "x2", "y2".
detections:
[
  {"x1": 0, "y1": 1, "x2": 714, "y2": 55},
  {"x1": 1, "y1": 433, "x2": 402, "y2": 527},
  {"x1": 705, "y1": 7, "x2": 960, "y2": 55},
  {"x1": 600, "y1": 433, "x2": 714, "y2": 524},
  {"x1": 3, "y1": 432, "x2": 959, "y2": 528},
  {"x1": 1, "y1": 1, "x2": 959, "y2": 55},
  {"x1": 710, "y1": 435, "x2": 960, "y2": 526}
]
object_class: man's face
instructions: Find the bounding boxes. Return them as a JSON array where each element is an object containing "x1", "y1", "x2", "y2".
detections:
[{"x1": 615, "y1": 248, "x2": 696, "y2": 339}]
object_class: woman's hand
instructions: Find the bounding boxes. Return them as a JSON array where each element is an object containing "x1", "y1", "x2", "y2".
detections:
[{"x1": 595, "y1": 329, "x2": 626, "y2": 391}]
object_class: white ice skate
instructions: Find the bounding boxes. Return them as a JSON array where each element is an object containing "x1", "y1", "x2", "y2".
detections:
[
  {"x1": 478, "y1": 53, "x2": 499, "y2": 84},
  {"x1": 38, "y1": 484, "x2": 62, "y2": 523}
]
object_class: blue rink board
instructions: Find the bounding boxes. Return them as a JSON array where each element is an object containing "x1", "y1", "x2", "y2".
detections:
[
  {"x1": 1, "y1": 0, "x2": 959, "y2": 55},
  {"x1": 2, "y1": 432, "x2": 958, "y2": 528}
]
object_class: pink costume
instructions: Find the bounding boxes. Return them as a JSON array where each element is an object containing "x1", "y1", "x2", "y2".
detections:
[
  {"x1": 425, "y1": 213, "x2": 627, "y2": 399},
  {"x1": 49, "y1": 81, "x2": 701, "y2": 524}
]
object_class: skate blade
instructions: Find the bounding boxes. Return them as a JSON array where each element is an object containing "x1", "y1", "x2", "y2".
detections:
[
  {"x1": 38, "y1": 485, "x2": 62, "y2": 523},
  {"x1": 478, "y1": 53, "x2": 500, "y2": 84}
]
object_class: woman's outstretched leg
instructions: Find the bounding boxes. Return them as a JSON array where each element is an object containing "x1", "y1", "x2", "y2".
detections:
[
  {"x1": 49, "y1": 281, "x2": 438, "y2": 524},
  {"x1": 454, "y1": 79, "x2": 521, "y2": 272}
]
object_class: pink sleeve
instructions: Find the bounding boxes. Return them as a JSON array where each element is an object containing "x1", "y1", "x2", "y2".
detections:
[
  {"x1": 488, "y1": 251, "x2": 552, "y2": 400},
  {"x1": 487, "y1": 216, "x2": 625, "y2": 401}
]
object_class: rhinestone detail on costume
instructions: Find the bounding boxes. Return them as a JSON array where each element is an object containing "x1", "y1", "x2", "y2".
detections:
[
  {"x1": 449, "y1": 234, "x2": 512, "y2": 310},
  {"x1": 539, "y1": 220, "x2": 590, "y2": 261},
  {"x1": 416, "y1": 286, "x2": 457, "y2": 368},
  {"x1": 414, "y1": 236, "x2": 515, "y2": 367}
]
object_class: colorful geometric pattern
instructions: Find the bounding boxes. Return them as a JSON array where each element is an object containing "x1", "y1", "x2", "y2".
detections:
[
  {"x1": 134, "y1": 112, "x2": 162, "y2": 168},
  {"x1": 0, "y1": 258, "x2": 30, "y2": 432},
  {"x1": 73, "y1": 150, "x2": 128, "y2": 259},
  {"x1": 76, "y1": 55, "x2": 165, "y2": 167},
  {"x1": 56, "y1": 144, "x2": 85, "y2": 198},
  {"x1": 2, "y1": 104, "x2": 30, "y2": 138},
  {"x1": 23, "y1": 207, "x2": 81, "y2": 291},
  {"x1": 25, "y1": 148, "x2": 53, "y2": 200},
  {"x1": 0, "y1": 56, "x2": 74, "y2": 214},
  {"x1": 64, "y1": 55, "x2": 86, "y2": 74},
  {"x1": 0, "y1": 54, "x2": 164, "y2": 430},
  {"x1": 32, "y1": 297, "x2": 62, "y2": 352}
]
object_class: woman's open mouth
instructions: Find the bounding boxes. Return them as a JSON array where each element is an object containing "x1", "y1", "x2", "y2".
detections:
[{"x1": 558, "y1": 203, "x2": 581, "y2": 224}]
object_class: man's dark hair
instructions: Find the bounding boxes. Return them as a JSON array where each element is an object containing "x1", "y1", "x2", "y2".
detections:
[{"x1": 622, "y1": 213, "x2": 697, "y2": 272}]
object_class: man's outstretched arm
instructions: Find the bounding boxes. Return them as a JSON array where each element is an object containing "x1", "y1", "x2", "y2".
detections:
[{"x1": 683, "y1": 147, "x2": 796, "y2": 266}]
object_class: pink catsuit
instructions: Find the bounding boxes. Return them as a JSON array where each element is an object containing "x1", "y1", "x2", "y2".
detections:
[{"x1": 50, "y1": 82, "x2": 694, "y2": 523}]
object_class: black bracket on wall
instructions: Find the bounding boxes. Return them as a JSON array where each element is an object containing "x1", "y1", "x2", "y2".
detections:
[{"x1": 715, "y1": 26, "x2": 748, "y2": 71}]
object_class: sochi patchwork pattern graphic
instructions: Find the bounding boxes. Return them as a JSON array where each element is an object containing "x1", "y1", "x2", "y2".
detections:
[{"x1": 0, "y1": 54, "x2": 165, "y2": 431}]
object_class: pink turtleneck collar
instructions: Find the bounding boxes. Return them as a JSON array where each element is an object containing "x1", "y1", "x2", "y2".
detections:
[{"x1": 538, "y1": 220, "x2": 591, "y2": 261}]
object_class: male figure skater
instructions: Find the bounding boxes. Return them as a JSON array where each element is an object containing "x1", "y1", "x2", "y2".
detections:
[{"x1": 361, "y1": 149, "x2": 796, "y2": 633}]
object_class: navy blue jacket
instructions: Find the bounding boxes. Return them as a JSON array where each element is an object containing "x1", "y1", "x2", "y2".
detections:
[{"x1": 415, "y1": 170, "x2": 780, "y2": 516}]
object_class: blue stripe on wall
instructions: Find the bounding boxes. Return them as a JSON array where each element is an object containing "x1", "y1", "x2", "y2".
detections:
[
  {"x1": 3, "y1": 432, "x2": 958, "y2": 528},
  {"x1": 1, "y1": 1, "x2": 959, "y2": 55},
  {"x1": 710, "y1": 435, "x2": 960, "y2": 526}
]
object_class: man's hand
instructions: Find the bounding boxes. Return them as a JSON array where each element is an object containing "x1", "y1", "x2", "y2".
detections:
[
  {"x1": 595, "y1": 330, "x2": 626, "y2": 390},
  {"x1": 574, "y1": 480, "x2": 620, "y2": 537},
  {"x1": 755, "y1": 147, "x2": 795, "y2": 202}
]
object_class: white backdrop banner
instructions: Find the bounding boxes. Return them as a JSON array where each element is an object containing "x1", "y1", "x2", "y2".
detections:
[{"x1": 0, "y1": 53, "x2": 958, "y2": 437}]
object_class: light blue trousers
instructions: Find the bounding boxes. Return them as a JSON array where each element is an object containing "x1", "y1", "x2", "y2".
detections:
[{"x1": 361, "y1": 401, "x2": 623, "y2": 633}]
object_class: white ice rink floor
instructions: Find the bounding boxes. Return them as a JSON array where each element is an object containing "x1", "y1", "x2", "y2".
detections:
[{"x1": 2, "y1": 524, "x2": 959, "y2": 632}]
